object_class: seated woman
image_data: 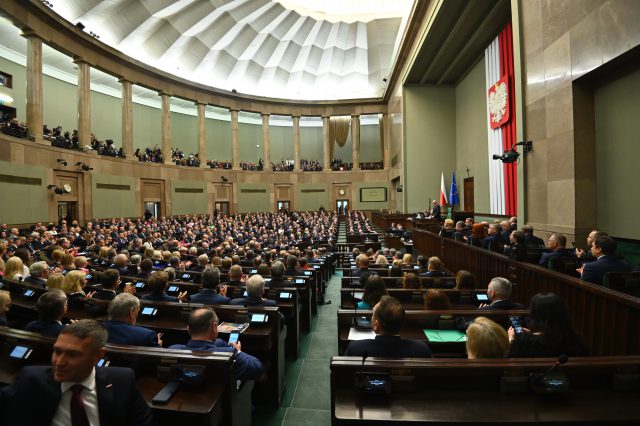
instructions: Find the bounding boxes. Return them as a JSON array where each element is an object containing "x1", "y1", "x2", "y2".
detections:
[
  {"x1": 468, "y1": 223, "x2": 486, "y2": 247},
  {"x1": 61, "y1": 252, "x2": 76, "y2": 274},
  {"x1": 508, "y1": 292, "x2": 589, "y2": 357},
  {"x1": 424, "y1": 289, "x2": 451, "y2": 310},
  {"x1": 401, "y1": 253, "x2": 413, "y2": 268},
  {"x1": 0, "y1": 290, "x2": 12, "y2": 326},
  {"x1": 439, "y1": 219, "x2": 455, "y2": 238},
  {"x1": 3, "y1": 257, "x2": 25, "y2": 281},
  {"x1": 73, "y1": 255, "x2": 90, "y2": 273},
  {"x1": 60, "y1": 270, "x2": 89, "y2": 309},
  {"x1": 357, "y1": 275, "x2": 388, "y2": 310},
  {"x1": 46, "y1": 273, "x2": 65, "y2": 290},
  {"x1": 455, "y1": 270, "x2": 476, "y2": 290},
  {"x1": 375, "y1": 254, "x2": 388, "y2": 266},
  {"x1": 466, "y1": 317, "x2": 509, "y2": 359},
  {"x1": 402, "y1": 273, "x2": 421, "y2": 289},
  {"x1": 389, "y1": 263, "x2": 404, "y2": 287}
]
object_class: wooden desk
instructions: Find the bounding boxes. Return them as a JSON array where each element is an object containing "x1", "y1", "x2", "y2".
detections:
[{"x1": 331, "y1": 356, "x2": 640, "y2": 425}]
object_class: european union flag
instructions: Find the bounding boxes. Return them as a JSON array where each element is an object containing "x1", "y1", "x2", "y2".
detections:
[{"x1": 450, "y1": 172, "x2": 459, "y2": 206}]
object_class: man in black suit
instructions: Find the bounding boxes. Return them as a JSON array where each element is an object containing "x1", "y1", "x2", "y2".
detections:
[
  {"x1": 230, "y1": 274, "x2": 276, "y2": 307},
  {"x1": 268, "y1": 261, "x2": 289, "y2": 288},
  {"x1": 24, "y1": 261, "x2": 49, "y2": 288},
  {"x1": 92, "y1": 269, "x2": 125, "y2": 301},
  {"x1": 575, "y1": 229, "x2": 607, "y2": 266},
  {"x1": 538, "y1": 233, "x2": 575, "y2": 268},
  {"x1": 479, "y1": 277, "x2": 523, "y2": 310},
  {"x1": 1, "y1": 319, "x2": 153, "y2": 426},
  {"x1": 25, "y1": 289, "x2": 67, "y2": 338},
  {"x1": 103, "y1": 293, "x2": 163, "y2": 347},
  {"x1": 482, "y1": 224, "x2": 506, "y2": 250},
  {"x1": 344, "y1": 296, "x2": 432, "y2": 357},
  {"x1": 351, "y1": 254, "x2": 370, "y2": 279},
  {"x1": 189, "y1": 266, "x2": 230, "y2": 305},
  {"x1": 522, "y1": 224, "x2": 545, "y2": 248},
  {"x1": 427, "y1": 200, "x2": 441, "y2": 220},
  {"x1": 226, "y1": 264, "x2": 244, "y2": 287},
  {"x1": 580, "y1": 236, "x2": 632, "y2": 285}
]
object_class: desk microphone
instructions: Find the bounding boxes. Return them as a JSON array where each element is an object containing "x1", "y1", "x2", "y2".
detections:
[
  {"x1": 531, "y1": 354, "x2": 569, "y2": 383},
  {"x1": 361, "y1": 351, "x2": 368, "y2": 367}
]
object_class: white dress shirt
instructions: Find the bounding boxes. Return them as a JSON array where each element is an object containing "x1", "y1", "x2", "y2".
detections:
[{"x1": 52, "y1": 368, "x2": 101, "y2": 426}]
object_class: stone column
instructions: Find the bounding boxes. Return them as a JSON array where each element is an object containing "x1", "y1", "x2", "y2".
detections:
[
  {"x1": 74, "y1": 58, "x2": 91, "y2": 148},
  {"x1": 159, "y1": 92, "x2": 172, "y2": 164},
  {"x1": 292, "y1": 115, "x2": 301, "y2": 171},
  {"x1": 25, "y1": 33, "x2": 43, "y2": 143},
  {"x1": 322, "y1": 115, "x2": 330, "y2": 171},
  {"x1": 230, "y1": 109, "x2": 240, "y2": 170},
  {"x1": 262, "y1": 113, "x2": 270, "y2": 170},
  {"x1": 119, "y1": 78, "x2": 133, "y2": 159},
  {"x1": 351, "y1": 114, "x2": 360, "y2": 170},
  {"x1": 381, "y1": 113, "x2": 390, "y2": 170},
  {"x1": 197, "y1": 102, "x2": 207, "y2": 167}
]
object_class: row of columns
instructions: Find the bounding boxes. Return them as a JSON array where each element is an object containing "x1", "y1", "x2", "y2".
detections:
[{"x1": 22, "y1": 33, "x2": 388, "y2": 171}]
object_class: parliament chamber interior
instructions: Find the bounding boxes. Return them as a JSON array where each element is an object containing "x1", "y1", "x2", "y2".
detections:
[{"x1": 1, "y1": 0, "x2": 640, "y2": 425}]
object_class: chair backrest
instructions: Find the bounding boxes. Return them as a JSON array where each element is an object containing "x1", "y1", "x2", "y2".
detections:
[
  {"x1": 603, "y1": 272, "x2": 640, "y2": 297},
  {"x1": 548, "y1": 256, "x2": 579, "y2": 278}
]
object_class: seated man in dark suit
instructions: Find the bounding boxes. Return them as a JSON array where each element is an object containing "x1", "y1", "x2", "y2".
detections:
[
  {"x1": 112, "y1": 253, "x2": 132, "y2": 276},
  {"x1": 575, "y1": 229, "x2": 607, "y2": 266},
  {"x1": 482, "y1": 224, "x2": 506, "y2": 250},
  {"x1": 479, "y1": 277, "x2": 524, "y2": 310},
  {"x1": 284, "y1": 255, "x2": 300, "y2": 277},
  {"x1": 580, "y1": 235, "x2": 632, "y2": 285},
  {"x1": 24, "y1": 261, "x2": 49, "y2": 288},
  {"x1": 268, "y1": 261, "x2": 289, "y2": 288},
  {"x1": 189, "y1": 254, "x2": 209, "y2": 283},
  {"x1": 344, "y1": 295, "x2": 432, "y2": 357},
  {"x1": 25, "y1": 289, "x2": 67, "y2": 338},
  {"x1": 230, "y1": 274, "x2": 276, "y2": 307},
  {"x1": 136, "y1": 258, "x2": 154, "y2": 278},
  {"x1": 103, "y1": 293, "x2": 163, "y2": 347},
  {"x1": 522, "y1": 224, "x2": 545, "y2": 248},
  {"x1": 92, "y1": 269, "x2": 124, "y2": 301},
  {"x1": 538, "y1": 233, "x2": 575, "y2": 268},
  {"x1": 419, "y1": 256, "x2": 448, "y2": 277},
  {"x1": 168, "y1": 307, "x2": 263, "y2": 382},
  {"x1": 226, "y1": 264, "x2": 244, "y2": 287},
  {"x1": 140, "y1": 271, "x2": 188, "y2": 302},
  {"x1": 1, "y1": 319, "x2": 154, "y2": 426},
  {"x1": 189, "y1": 266, "x2": 230, "y2": 305}
]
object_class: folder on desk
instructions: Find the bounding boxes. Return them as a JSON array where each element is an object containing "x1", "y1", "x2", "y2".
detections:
[{"x1": 423, "y1": 329, "x2": 466, "y2": 342}]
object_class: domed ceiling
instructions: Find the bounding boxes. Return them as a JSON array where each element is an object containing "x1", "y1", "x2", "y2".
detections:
[{"x1": 53, "y1": 0, "x2": 413, "y2": 101}]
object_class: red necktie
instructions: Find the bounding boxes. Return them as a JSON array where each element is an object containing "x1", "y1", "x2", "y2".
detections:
[{"x1": 70, "y1": 384, "x2": 90, "y2": 426}]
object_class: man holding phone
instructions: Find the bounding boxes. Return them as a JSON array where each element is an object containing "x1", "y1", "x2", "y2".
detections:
[{"x1": 169, "y1": 308, "x2": 263, "y2": 382}]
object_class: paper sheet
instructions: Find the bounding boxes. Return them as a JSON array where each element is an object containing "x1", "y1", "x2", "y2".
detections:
[{"x1": 348, "y1": 327, "x2": 376, "y2": 340}]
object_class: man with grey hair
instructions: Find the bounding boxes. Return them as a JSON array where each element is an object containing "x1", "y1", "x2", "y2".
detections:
[
  {"x1": 269, "y1": 261, "x2": 288, "y2": 287},
  {"x1": 539, "y1": 233, "x2": 575, "y2": 268},
  {"x1": 24, "y1": 261, "x2": 49, "y2": 287},
  {"x1": 112, "y1": 253, "x2": 130, "y2": 275},
  {"x1": 169, "y1": 308, "x2": 263, "y2": 381},
  {"x1": 25, "y1": 289, "x2": 67, "y2": 337},
  {"x1": 103, "y1": 293, "x2": 162, "y2": 347},
  {"x1": 230, "y1": 274, "x2": 275, "y2": 307},
  {"x1": 479, "y1": 277, "x2": 524, "y2": 310},
  {"x1": 190, "y1": 266, "x2": 230, "y2": 305},
  {"x1": 191, "y1": 253, "x2": 209, "y2": 283},
  {"x1": 1, "y1": 319, "x2": 154, "y2": 425}
]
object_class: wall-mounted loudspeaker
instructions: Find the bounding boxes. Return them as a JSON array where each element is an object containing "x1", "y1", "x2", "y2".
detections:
[{"x1": 396, "y1": 185, "x2": 403, "y2": 193}]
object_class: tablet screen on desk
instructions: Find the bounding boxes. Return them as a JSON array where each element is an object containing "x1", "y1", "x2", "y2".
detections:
[
  {"x1": 135, "y1": 282, "x2": 145, "y2": 289},
  {"x1": 141, "y1": 307, "x2": 157, "y2": 316},
  {"x1": 10, "y1": 345, "x2": 32, "y2": 359},
  {"x1": 168, "y1": 285, "x2": 179, "y2": 292},
  {"x1": 280, "y1": 292, "x2": 292, "y2": 299},
  {"x1": 181, "y1": 273, "x2": 191, "y2": 280},
  {"x1": 475, "y1": 293, "x2": 489, "y2": 302},
  {"x1": 295, "y1": 279, "x2": 304, "y2": 284},
  {"x1": 23, "y1": 289, "x2": 35, "y2": 297},
  {"x1": 251, "y1": 313, "x2": 267, "y2": 323},
  {"x1": 304, "y1": 271, "x2": 312, "y2": 276}
]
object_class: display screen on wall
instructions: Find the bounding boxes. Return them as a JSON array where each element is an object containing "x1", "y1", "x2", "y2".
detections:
[{"x1": 360, "y1": 187, "x2": 387, "y2": 202}]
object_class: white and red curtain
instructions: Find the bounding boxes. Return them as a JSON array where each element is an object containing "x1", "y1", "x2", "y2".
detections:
[{"x1": 485, "y1": 23, "x2": 517, "y2": 216}]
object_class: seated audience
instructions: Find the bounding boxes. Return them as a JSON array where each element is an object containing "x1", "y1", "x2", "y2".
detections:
[
  {"x1": 0, "y1": 290, "x2": 11, "y2": 326},
  {"x1": 227, "y1": 264, "x2": 244, "y2": 286},
  {"x1": 357, "y1": 275, "x2": 388, "y2": 310},
  {"x1": 479, "y1": 277, "x2": 523, "y2": 310},
  {"x1": 1, "y1": 319, "x2": 154, "y2": 426},
  {"x1": 522, "y1": 224, "x2": 545, "y2": 248},
  {"x1": 24, "y1": 261, "x2": 49, "y2": 287},
  {"x1": 60, "y1": 270, "x2": 89, "y2": 309},
  {"x1": 538, "y1": 233, "x2": 574, "y2": 268},
  {"x1": 351, "y1": 254, "x2": 370, "y2": 278},
  {"x1": 168, "y1": 308, "x2": 263, "y2": 381},
  {"x1": 402, "y1": 272, "x2": 421, "y2": 289},
  {"x1": 508, "y1": 292, "x2": 589, "y2": 357},
  {"x1": 230, "y1": 274, "x2": 276, "y2": 307},
  {"x1": 103, "y1": 293, "x2": 162, "y2": 347},
  {"x1": 4, "y1": 256, "x2": 25, "y2": 281},
  {"x1": 25, "y1": 289, "x2": 67, "y2": 337},
  {"x1": 482, "y1": 224, "x2": 506, "y2": 250},
  {"x1": 401, "y1": 253, "x2": 413, "y2": 267},
  {"x1": 140, "y1": 271, "x2": 188, "y2": 302},
  {"x1": 575, "y1": 229, "x2": 605, "y2": 265},
  {"x1": 189, "y1": 267, "x2": 230, "y2": 305},
  {"x1": 466, "y1": 317, "x2": 509, "y2": 359},
  {"x1": 344, "y1": 296, "x2": 432, "y2": 357},
  {"x1": 439, "y1": 219, "x2": 455, "y2": 238},
  {"x1": 468, "y1": 223, "x2": 486, "y2": 247},
  {"x1": 504, "y1": 230, "x2": 527, "y2": 262},
  {"x1": 268, "y1": 261, "x2": 288, "y2": 287},
  {"x1": 46, "y1": 273, "x2": 65, "y2": 290}
]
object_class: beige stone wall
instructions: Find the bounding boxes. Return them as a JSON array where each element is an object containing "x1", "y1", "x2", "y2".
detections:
[{"x1": 521, "y1": 0, "x2": 640, "y2": 243}]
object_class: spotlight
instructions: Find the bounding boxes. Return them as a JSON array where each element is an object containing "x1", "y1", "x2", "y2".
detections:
[
  {"x1": 492, "y1": 141, "x2": 533, "y2": 164},
  {"x1": 56, "y1": 159, "x2": 67, "y2": 166},
  {"x1": 47, "y1": 184, "x2": 71, "y2": 195},
  {"x1": 75, "y1": 22, "x2": 85, "y2": 31},
  {"x1": 221, "y1": 176, "x2": 228, "y2": 182}
]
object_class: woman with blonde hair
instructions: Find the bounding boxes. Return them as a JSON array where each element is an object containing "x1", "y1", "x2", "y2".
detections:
[
  {"x1": 73, "y1": 256, "x2": 89, "y2": 272},
  {"x1": 402, "y1": 253, "x2": 413, "y2": 267},
  {"x1": 0, "y1": 241, "x2": 7, "y2": 276},
  {"x1": 466, "y1": 317, "x2": 509, "y2": 359},
  {"x1": 61, "y1": 270, "x2": 89, "y2": 309},
  {"x1": 98, "y1": 246, "x2": 110, "y2": 260},
  {"x1": 0, "y1": 290, "x2": 12, "y2": 326},
  {"x1": 375, "y1": 254, "x2": 388, "y2": 265},
  {"x1": 47, "y1": 273, "x2": 65, "y2": 290},
  {"x1": 4, "y1": 257, "x2": 25, "y2": 281},
  {"x1": 61, "y1": 252, "x2": 76, "y2": 272}
]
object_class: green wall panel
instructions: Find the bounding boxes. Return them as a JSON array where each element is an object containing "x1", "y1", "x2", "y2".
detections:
[
  {"x1": 237, "y1": 183, "x2": 271, "y2": 213},
  {"x1": 171, "y1": 180, "x2": 208, "y2": 215},
  {"x1": 206, "y1": 117, "x2": 231, "y2": 162},
  {"x1": 91, "y1": 174, "x2": 136, "y2": 219},
  {"x1": 0, "y1": 161, "x2": 48, "y2": 224},
  {"x1": 297, "y1": 183, "x2": 329, "y2": 211}
]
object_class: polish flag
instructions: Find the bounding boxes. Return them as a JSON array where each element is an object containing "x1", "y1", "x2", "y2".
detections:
[{"x1": 440, "y1": 172, "x2": 448, "y2": 206}]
